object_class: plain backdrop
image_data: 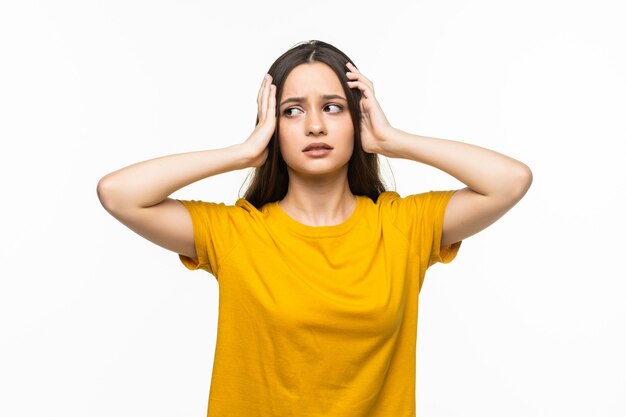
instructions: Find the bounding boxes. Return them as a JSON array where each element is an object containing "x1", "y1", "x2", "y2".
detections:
[{"x1": 1, "y1": 0, "x2": 624, "y2": 416}]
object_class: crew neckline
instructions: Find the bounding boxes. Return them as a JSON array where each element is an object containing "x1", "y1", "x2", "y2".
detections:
[{"x1": 270, "y1": 195, "x2": 365, "y2": 237}]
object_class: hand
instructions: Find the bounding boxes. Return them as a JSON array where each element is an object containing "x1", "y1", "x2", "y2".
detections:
[
  {"x1": 243, "y1": 74, "x2": 277, "y2": 167},
  {"x1": 345, "y1": 63, "x2": 396, "y2": 156}
]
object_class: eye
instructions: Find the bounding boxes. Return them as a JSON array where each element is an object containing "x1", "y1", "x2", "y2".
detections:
[
  {"x1": 283, "y1": 107, "x2": 302, "y2": 117},
  {"x1": 282, "y1": 104, "x2": 343, "y2": 118},
  {"x1": 326, "y1": 104, "x2": 343, "y2": 113}
]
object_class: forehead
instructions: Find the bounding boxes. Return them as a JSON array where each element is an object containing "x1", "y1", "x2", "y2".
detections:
[{"x1": 281, "y1": 62, "x2": 343, "y2": 97}]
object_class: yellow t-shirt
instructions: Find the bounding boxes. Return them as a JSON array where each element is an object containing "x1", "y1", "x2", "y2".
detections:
[{"x1": 178, "y1": 190, "x2": 462, "y2": 417}]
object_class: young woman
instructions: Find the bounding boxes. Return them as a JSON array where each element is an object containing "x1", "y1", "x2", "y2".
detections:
[{"x1": 97, "y1": 40, "x2": 532, "y2": 416}]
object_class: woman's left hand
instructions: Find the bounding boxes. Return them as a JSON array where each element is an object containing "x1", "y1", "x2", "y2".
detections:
[{"x1": 346, "y1": 62, "x2": 396, "y2": 156}]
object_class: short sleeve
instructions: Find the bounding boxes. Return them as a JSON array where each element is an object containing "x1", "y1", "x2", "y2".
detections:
[
  {"x1": 176, "y1": 199, "x2": 244, "y2": 279},
  {"x1": 386, "y1": 190, "x2": 462, "y2": 269}
]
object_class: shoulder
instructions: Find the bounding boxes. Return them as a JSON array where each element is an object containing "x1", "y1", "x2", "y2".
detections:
[
  {"x1": 178, "y1": 198, "x2": 265, "y2": 223},
  {"x1": 373, "y1": 190, "x2": 439, "y2": 208},
  {"x1": 372, "y1": 190, "x2": 457, "y2": 222},
  {"x1": 372, "y1": 191, "x2": 401, "y2": 207},
  {"x1": 376, "y1": 190, "x2": 456, "y2": 205}
]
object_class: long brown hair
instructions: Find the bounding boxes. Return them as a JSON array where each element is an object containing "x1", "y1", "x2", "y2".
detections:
[{"x1": 241, "y1": 40, "x2": 389, "y2": 209}]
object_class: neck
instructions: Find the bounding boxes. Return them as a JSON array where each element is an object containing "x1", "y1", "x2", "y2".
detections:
[{"x1": 278, "y1": 170, "x2": 356, "y2": 227}]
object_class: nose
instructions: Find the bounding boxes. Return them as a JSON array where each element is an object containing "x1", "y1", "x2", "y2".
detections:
[{"x1": 306, "y1": 109, "x2": 326, "y2": 136}]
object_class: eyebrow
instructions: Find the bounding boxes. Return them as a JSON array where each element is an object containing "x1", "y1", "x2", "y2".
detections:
[{"x1": 280, "y1": 94, "x2": 347, "y2": 108}]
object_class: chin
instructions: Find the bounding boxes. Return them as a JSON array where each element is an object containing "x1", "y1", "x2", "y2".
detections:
[{"x1": 287, "y1": 161, "x2": 351, "y2": 178}]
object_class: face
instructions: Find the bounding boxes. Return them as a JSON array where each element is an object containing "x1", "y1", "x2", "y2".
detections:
[{"x1": 277, "y1": 62, "x2": 354, "y2": 179}]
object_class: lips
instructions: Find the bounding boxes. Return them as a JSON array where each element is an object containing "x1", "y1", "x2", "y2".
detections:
[{"x1": 303, "y1": 142, "x2": 333, "y2": 152}]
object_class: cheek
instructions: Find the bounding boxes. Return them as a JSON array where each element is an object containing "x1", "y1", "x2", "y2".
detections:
[
  {"x1": 277, "y1": 127, "x2": 287, "y2": 149},
  {"x1": 336, "y1": 121, "x2": 355, "y2": 144},
  {"x1": 335, "y1": 114, "x2": 354, "y2": 133},
  {"x1": 277, "y1": 127, "x2": 298, "y2": 159}
]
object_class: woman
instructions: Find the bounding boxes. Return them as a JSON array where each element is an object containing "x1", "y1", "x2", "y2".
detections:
[{"x1": 97, "y1": 40, "x2": 532, "y2": 416}]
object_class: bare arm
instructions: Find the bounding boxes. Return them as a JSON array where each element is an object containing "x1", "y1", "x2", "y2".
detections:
[
  {"x1": 97, "y1": 145, "x2": 253, "y2": 259},
  {"x1": 380, "y1": 129, "x2": 533, "y2": 247},
  {"x1": 344, "y1": 62, "x2": 532, "y2": 247},
  {"x1": 97, "y1": 73, "x2": 277, "y2": 259}
]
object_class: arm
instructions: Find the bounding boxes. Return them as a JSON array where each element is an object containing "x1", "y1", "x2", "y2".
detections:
[
  {"x1": 345, "y1": 62, "x2": 532, "y2": 247},
  {"x1": 97, "y1": 73, "x2": 278, "y2": 259},
  {"x1": 97, "y1": 145, "x2": 253, "y2": 259},
  {"x1": 379, "y1": 129, "x2": 532, "y2": 246}
]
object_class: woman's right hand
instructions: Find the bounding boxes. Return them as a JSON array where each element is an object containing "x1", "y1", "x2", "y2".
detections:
[{"x1": 243, "y1": 74, "x2": 277, "y2": 168}]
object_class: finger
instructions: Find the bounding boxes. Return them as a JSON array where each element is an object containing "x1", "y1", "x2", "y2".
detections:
[
  {"x1": 346, "y1": 70, "x2": 374, "y2": 92},
  {"x1": 257, "y1": 74, "x2": 273, "y2": 116},
  {"x1": 259, "y1": 75, "x2": 272, "y2": 120},
  {"x1": 257, "y1": 74, "x2": 269, "y2": 108},
  {"x1": 267, "y1": 84, "x2": 276, "y2": 120},
  {"x1": 347, "y1": 80, "x2": 372, "y2": 99},
  {"x1": 346, "y1": 62, "x2": 370, "y2": 79},
  {"x1": 346, "y1": 62, "x2": 359, "y2": 72}
]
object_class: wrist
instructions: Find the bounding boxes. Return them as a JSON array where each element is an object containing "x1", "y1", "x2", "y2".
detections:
[
  {"x1": 229, "y1": 143, "x2": 258, "y2": 170},
  {"x1": 377, "y1": 127, "x2": 404, "y2": 158}
]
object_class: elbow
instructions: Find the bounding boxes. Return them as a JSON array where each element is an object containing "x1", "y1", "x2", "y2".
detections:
[
  {"x1": 512, "y1": 163, "x2": 533, "y2": 199},
  {"x1": 96, "y1": 175, "x2": 120, "y2": 213},
  {"x1": 520, "y1": 163, "x2": 533, "y2": 190}
]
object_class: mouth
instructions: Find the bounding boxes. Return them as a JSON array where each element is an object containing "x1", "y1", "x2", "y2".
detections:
[{"x1": 302, "y1": 142, "x2": 334, "y2": 152}]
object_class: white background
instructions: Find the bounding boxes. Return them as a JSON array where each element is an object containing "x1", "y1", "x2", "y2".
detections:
[{"x1": 1, "y1": 0, "x2": 624, "y2": 416}]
